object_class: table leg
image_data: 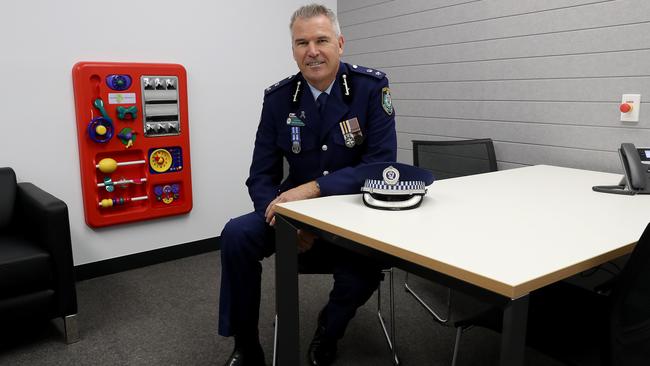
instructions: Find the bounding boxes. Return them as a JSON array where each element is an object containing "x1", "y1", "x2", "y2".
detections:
[
  {"x1": 274, "y1": 215, "x2": 300, "y2": 366},
  {"x1": 499, "y1": 294, "x2": 529, "y2": 366}
]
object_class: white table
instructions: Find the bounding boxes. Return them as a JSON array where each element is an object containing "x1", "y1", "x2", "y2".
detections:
[{"x1": 274, "y1": 165, "x2": 650, "y2": 365}]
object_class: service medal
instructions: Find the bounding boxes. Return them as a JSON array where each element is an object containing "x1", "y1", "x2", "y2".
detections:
[
  {"x1": 339, "y1": 117, "x2": 363, "y2": 148},
  {"x1": 344, "y1": 135, "x2": 356, "y2": 148},
  {"x1": 291, "y1": 126, "x2": 301, "y2": 154}
]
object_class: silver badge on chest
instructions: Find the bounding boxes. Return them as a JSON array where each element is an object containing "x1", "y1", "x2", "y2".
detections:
[
  {"x1": 339, "y1": 117, "x2": 363, "y2": 148},
  {"x1": 291, "y1": 126, "x2": 301, "y2": 154}
]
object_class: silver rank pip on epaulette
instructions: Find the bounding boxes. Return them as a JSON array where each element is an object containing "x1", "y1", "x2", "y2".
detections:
[{"x1": 361, "y1": 165, "x2": 428, "y2": 210}]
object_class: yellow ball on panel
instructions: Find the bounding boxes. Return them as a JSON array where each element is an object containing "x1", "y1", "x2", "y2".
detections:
[
  {"x1": 95, "y1": 125, "x2": 107, "y2": 135},
  {"x1": 97, "y1": 158, "x2": 118, "y2": 173}
]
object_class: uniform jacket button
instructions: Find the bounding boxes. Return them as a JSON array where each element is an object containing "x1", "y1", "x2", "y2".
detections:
[
  {"x1": 321, "y1": 144, "x2": 328, "y2": 151},
  {"x1": 323, "y1": 170, "x2": 329, "y2": 176}
]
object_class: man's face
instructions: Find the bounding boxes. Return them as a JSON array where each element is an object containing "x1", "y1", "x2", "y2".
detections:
[{"x1": 291, "y1": 15, "x2": 344, "y2": 91}]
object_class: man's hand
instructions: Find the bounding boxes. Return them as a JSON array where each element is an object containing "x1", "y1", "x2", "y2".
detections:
[
  {"x1": 297, "y1": 229, "x2": 317, "y2": 253},
  {"x1": 265, "y1": 181, "x2": 321, "y2": 226}
]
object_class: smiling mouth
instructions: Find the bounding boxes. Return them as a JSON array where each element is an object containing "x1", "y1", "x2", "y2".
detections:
[{"x1": 306, "y1": 61, "x2": 324, "y2": 68}]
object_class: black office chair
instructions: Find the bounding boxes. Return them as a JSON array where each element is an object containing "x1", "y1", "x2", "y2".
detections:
[
  {"x1": 0, "y1": 167, "x2": 79, "y2": 344},
  {"x1": 455, "y1": 222, "x2": 650, "y2": 366},
  {"x1": 604, "y1": 223, "x2": 650, "y2": 365},
  {"x1": 273, "y1": 241, "x2": 399, "y2": 366},
  {"x1": 407, "y1": 139, "x2": 497, "y2": 365},
  {"x1": 412, "y1": 139, "x2": 497, "y2": 180}
]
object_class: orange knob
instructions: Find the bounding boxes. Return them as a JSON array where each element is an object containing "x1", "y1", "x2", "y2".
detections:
[{"x1": 620, "y1": 103, "x2": 633, "y2": 113}]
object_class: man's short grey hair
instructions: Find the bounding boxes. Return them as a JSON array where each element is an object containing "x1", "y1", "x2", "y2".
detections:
[{"x1": 290, "y1": 3, "x2": 341, "y2": 37}]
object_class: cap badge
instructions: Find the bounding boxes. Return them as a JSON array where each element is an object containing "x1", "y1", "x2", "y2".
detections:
[{"x1": 382, "y1": 165, "x2": 400, "y2": 185}]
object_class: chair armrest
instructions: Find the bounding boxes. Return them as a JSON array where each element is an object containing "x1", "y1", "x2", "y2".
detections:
[{"x1": 14, "y1": 182, "x2": 77, "y2": 315}]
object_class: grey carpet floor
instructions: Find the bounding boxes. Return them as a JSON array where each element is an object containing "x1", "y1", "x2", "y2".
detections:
[{"x1": 0, "y1": 251, "x2": 570, "y2": 365}]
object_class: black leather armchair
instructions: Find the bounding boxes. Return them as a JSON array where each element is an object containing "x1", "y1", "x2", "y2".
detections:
[{"x1": 0, "y1": 167, "x2": 79, "y2": 343}]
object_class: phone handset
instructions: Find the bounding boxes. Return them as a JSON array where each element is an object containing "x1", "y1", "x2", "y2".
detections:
[
  {"x1": 620, "y1": 143, "x2": 646, "y2": 191},
  {"x1": 593, "y1": 143, "x2": 650, "y2": 195}
]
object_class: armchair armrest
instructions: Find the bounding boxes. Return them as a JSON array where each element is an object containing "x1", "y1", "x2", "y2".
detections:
[{"x1": 14, "y1": 182, "x2": 77, "y2": 316}]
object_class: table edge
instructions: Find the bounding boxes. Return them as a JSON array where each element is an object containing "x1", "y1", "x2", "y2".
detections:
[{"x1": 275, "y1": 205, "x2": 637, "y2": 299}]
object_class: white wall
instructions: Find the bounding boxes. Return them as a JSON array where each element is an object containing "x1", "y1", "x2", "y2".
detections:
[{"x1": 0, "y1": 0, "x2": 336, "y2": 265}]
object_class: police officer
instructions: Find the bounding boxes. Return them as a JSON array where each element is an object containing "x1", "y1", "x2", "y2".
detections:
[{"x1": 219, "y1": 4, "x2": 397, "y2": 366}]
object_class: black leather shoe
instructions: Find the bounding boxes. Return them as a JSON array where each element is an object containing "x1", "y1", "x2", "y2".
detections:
[
  {"x1": 307, "y1": 313, "x2": 337, "y2": 366},
  {"x1": 224, "y1": 343, "x2": 265, "y2": 366}
]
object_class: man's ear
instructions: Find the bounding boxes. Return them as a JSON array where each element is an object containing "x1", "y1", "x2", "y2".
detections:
[{"x1": 338, "y1": 35, "x2": 345, "y2": 55}]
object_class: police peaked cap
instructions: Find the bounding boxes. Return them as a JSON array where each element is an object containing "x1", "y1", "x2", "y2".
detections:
[{"x1": 356, "y1": 162, "x2": 434, "y2": 210}]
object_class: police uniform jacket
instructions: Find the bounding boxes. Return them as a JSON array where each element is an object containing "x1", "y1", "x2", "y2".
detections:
[{"x1": 246, "y1": 62, "x2": 397, "y2": 216}]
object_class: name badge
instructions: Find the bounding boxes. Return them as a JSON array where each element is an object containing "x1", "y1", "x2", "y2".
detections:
[{"x1": 286, "y1": 113, "x2": 305, "y2": 127}]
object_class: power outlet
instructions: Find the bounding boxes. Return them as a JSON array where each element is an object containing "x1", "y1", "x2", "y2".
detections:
[{"x1": 620, "y1": 94, "x2": 641, "y2": 122}]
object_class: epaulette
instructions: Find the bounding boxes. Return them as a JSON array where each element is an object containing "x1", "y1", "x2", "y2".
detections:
[
  {"x1": 264, "y1": 74, "x2": 296, "y2": 96},
  {"x1": 348, "y1": 64, "x2": 385, "y2": 79}
]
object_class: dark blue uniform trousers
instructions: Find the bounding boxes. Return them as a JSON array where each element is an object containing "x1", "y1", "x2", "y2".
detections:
[{"x1": 219, "y1": 211, "x2": 383, "y2": 340}]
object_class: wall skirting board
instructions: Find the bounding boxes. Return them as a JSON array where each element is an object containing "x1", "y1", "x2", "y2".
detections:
[{"x1": 75, "y1": 237, "x2": 220, "y2": 281}]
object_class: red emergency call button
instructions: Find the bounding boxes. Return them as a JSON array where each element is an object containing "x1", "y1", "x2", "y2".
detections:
[{"x1": 620, "y1": 103, "x2": 633, "y2": 113}]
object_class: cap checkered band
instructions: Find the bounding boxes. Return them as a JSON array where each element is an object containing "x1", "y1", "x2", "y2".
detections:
[{"x1": 361, "y1": 179, "x2": 426, "y2": 195}]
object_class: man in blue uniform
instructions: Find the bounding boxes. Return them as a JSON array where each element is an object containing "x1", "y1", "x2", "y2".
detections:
[{"x1": 219, "y1": 4, "x2": 397, "y2": 366}]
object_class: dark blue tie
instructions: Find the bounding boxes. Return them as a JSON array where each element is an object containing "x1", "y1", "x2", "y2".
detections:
[{"x1": 317, "y1": 92, "x2": 328, "y2": 116}]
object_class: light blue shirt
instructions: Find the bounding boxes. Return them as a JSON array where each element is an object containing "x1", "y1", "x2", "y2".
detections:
[{"x1": 307, "y1": 79, "x2": 335, "y2": 101}]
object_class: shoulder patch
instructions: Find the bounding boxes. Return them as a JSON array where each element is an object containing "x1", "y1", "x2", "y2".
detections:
[
  {"x1": 264, "y1": 74, "x2": 295, "y2": 96},
  {"x1": 348, "y1": 64, "x2": 385, "y2": 79},
  {"x1": 381, "y1": 87, "x2": 393, "y2": 115}
]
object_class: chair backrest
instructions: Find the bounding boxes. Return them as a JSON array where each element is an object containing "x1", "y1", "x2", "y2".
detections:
[
  {"x1": 610, "y1": 222, "x2": 650, "y2": 364},
  {"x1": 0, "y1": 167, "x2": 17, "y2": 229},
  {"x1": 412, "y1": 139, "x2": 497, "y2": 180}
]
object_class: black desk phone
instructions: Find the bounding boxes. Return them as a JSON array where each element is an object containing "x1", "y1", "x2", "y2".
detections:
[{"x1": 593, "y1": 143, "x2": 650, "y2": 195}]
